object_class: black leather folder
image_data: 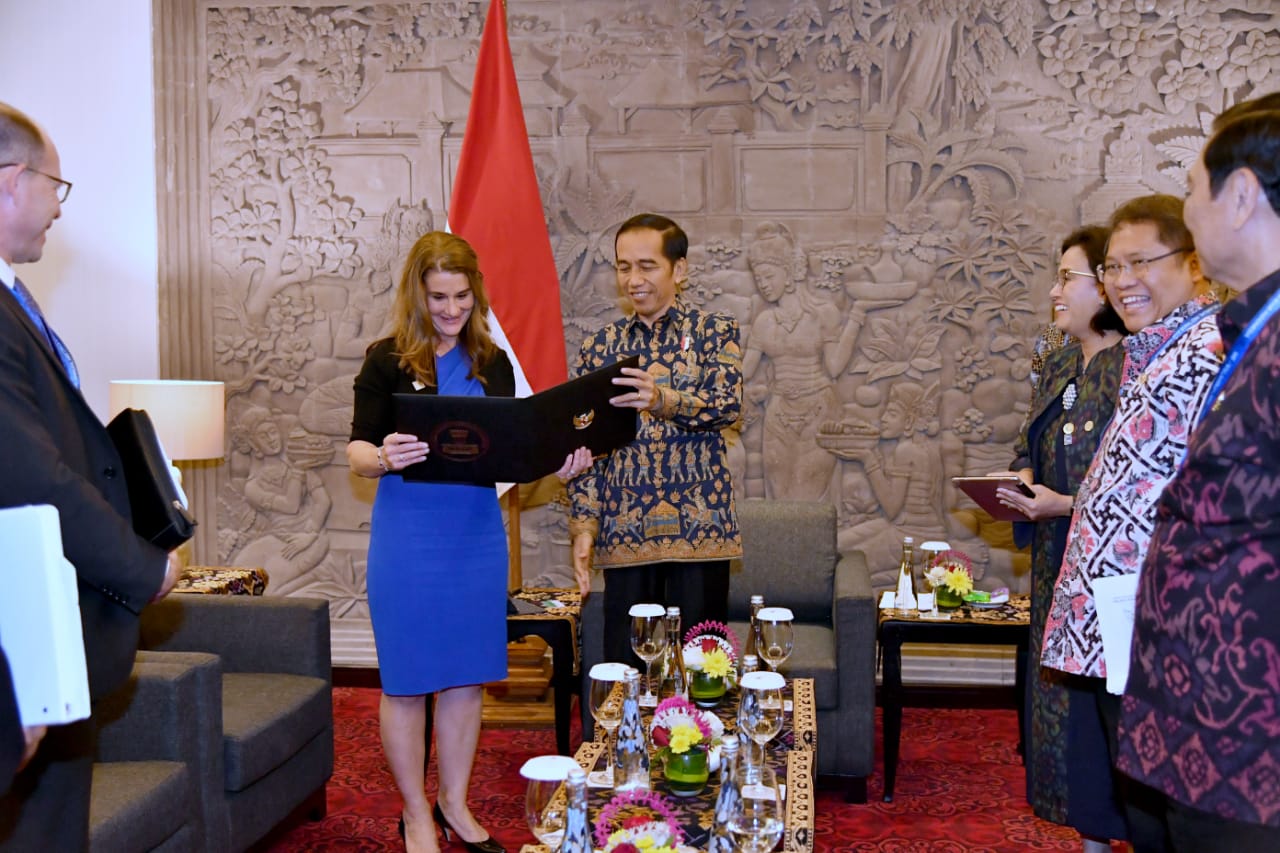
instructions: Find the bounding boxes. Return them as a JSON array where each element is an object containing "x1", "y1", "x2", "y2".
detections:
[
  {"x1": 394, "y1": 356, "x2": 641, "y2": 484},
  {"x1": 105, "y1": 408, "x2": 197, "y2": 551}
]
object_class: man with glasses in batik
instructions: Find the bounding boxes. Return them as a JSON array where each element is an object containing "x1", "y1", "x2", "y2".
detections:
[
  {"x1": 1116, "y1": 99, "x2": 1280, "y2": 852},
  {"x1": 1040, "y1": 194, "x2": 1223, "y2": 853}
]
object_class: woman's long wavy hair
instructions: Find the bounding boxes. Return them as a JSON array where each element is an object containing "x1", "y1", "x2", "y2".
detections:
[{"x1": 391, "y1": 231, "x2": 498, "y2": 387}]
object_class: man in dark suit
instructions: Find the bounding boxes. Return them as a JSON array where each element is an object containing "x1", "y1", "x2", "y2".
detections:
[{"x1": 0, "y1": 102, "x2": 181, "y2": 850}]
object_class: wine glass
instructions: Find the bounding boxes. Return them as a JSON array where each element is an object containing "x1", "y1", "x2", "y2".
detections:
[
  {"x1": 737, "y1": 670, "x2": 784, "y2": 768},
  {"x1": 755, "y1": 607, "x2": 794, "y2": 673},
  {"x1": 728, "y1": 761, "x2": 785, "y2": 853},
  {"x1": 629, "y1": 603, "x2": 668, "y2": 708},
  {"x1": 519, "y1": 754, "x2": 579, "y2": 847},
  {"x1": 588, "y1": 662, "x2": 628, "y2": 787}
]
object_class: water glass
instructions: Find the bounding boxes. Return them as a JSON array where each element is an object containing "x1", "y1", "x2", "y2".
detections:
[
  {"x1": 629, "y1": 603, "x2": 667, "y2": 707},
  {"x1": 519, "y1": 754, "x2": 579, "y2": 847}
]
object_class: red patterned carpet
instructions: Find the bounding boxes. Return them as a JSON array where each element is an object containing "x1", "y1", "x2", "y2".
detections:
[{"x1": 265, "y1": 688, "x2": 1120, "y2": 852}]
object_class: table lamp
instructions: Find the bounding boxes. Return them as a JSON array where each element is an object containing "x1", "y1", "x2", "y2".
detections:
[
  {"x1": 108, "y1": 380, "x2": 225, "y2": 463},
  {"x1": 108, "y1": 380, "x2": 226, "y2": 563}
]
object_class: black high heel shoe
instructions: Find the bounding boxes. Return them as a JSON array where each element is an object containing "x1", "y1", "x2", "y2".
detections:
[{"x1": 433, "y1": 802, "x2": 506, "y2": 853}]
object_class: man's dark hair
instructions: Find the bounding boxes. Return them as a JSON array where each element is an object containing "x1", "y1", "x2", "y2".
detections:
[
  {"x1": 0, "y1": 102, "x2": 45, "y2": 167},
  {"x1": 1108, "y1": 194, "x2": 1194, "y2": 255},
  {"x1": 1061, "y1": 225, "x2": 1126, "y2": 336},
  {"x1": 1212, "y1": 91, "x2": 1280, "y2": 132},
  {"x1": 1204, "y1": 110, "x2": 1280, "y2": 217},
  {"x1": 615, "y1": 213, "x2": 689, "y2": 264}
]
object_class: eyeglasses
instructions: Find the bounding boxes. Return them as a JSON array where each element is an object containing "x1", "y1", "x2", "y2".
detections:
[
  {"x1": 1052, "y1": 269, "x2": 1097, "y2": 288},
  {"x1": 1096, "y1": 248, "x2": 1190, "y2": 284},
  {"x1": 0, "y1": 162, "x2": 73, "y2": 203}
]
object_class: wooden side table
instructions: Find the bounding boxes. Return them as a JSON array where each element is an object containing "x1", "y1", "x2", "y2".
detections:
[
  {"x1": 507, "y1": 588, "x2": 581, "y2": 755},
  {"x1": 877, "y1": 596, "x2": 1030, "y2": 802}
]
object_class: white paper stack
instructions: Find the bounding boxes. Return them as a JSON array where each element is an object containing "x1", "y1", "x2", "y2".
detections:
[{"x1": 0, "y1": 505, "x2": 91, "y2": 726}]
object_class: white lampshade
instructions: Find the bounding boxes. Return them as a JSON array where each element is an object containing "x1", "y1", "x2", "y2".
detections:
[{"x1": 108, "y1": 380, "x2": 225, "y2": 461}]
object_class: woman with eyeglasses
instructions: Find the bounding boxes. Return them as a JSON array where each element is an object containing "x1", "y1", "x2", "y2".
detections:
[{"x1": 992, "y1": 225, "x2": 1128, "y2": 852}]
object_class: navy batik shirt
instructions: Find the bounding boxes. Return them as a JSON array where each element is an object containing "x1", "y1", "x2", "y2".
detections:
[{"x1": 1117, "y1": 266, "x2": 1280, "y2": 827}]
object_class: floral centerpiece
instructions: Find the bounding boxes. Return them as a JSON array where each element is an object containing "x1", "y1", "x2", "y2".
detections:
[
  {"x1": 682, "y1": 620, "x2": 740, "y2": 708},
  {"x1": 593, "y1": 789, "x2": 685, "y2": 853},
  {"x1": 924, "y1": 549, "x2": 974, "y2": 609},
  {"x1": 649, "y1": 696, "x2": 725, "y2": 797}
]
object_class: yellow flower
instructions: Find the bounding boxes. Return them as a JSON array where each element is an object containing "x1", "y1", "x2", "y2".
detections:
[
  {"x1": 668, "y1": 723, "x2": 702, "y2": 754},
  {"x1": 701, "y1": 648, "x2": 732, "y2": 678},
  {"x1": 943, "y1": 567, "x2": 973, "y2": 596}
]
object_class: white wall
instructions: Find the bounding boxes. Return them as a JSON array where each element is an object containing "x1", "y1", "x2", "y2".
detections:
[{"x1": 0, "y1": 0, "x2": 158, "y2": 418}]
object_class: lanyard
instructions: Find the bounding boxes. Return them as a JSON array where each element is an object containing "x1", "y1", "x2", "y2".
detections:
[
  {"x1": 1140, "y1": 304, "x2": 1218, "y2": 369},
  {"x1": 1197, "y1": 286, "x2": 1280, "y2": 423}
]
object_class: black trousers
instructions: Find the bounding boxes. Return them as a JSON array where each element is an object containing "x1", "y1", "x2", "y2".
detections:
[
  {"x1": 602, "y1": 559, "x2": 731, "y2": 670},
  {"x1": 0, "y1": 717, "x2": 93, "y2": 852},
  {"x1": 1096, "y1": 687, "x2": 1172, "y2": 853},
  {"x1": 1166, "y1": 796, "x2": 1280, "y2": 852}
]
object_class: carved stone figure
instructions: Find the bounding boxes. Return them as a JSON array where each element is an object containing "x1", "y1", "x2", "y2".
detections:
[
  {"x1": 228, "y1": 406, "x2": 333, "y2": 595},
  {"x1": 743, "y1": 222, "x2": 864, "y2": 501}
]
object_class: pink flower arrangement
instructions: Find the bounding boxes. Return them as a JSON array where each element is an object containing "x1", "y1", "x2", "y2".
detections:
[
  {"x1": 592, "y1": 789, "x2": 684, "y2": 852},
  {"x1": 683, "y1": 619, "x2": 741, "y2": 659},
  {"x1": 649, "y1": 696, "x2": 719, "y2": 752}
]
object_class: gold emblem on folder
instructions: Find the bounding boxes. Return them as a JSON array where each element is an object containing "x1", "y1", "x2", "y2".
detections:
[{"x1": 573, "y1": 409, "x2": 595, "y2": 430}]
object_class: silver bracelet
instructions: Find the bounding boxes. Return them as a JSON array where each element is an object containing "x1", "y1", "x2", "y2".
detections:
[{"x1": 376, "y1": 446, "x2": 389, "y2": 473}]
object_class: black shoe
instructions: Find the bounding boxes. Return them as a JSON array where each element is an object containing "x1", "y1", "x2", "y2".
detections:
[{"x1": 432, "y1": 802, "x2": 505, "y2": 853}]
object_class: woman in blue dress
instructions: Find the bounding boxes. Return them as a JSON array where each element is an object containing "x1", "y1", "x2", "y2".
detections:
[{"x1": 348, "y1": 231, "x2": 588, "y2": 853}]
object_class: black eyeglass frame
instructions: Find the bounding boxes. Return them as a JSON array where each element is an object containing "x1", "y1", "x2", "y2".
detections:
[{"x1": 1095, "y1": 247, "x2": 1190, "y2": 283}]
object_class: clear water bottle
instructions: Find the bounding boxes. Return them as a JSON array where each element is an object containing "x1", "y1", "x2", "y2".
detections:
[
  {"x1": 894, "y1": 536, "x2": 917, "y2": 612},
  {"x1": 744, "y1": 594, "x2": 764, "y2": 661},
  {"x1": 559, "y1": 767, "x2": 591, "y2": 853},
  {"x1": 613, "y1": 667, "x2": 651, "y2": 791},
  {"x1": 659, "y1": 606, "x2": 689, "y2": 699},
  {"x1": 708, "y1": 736, "x2": 742, "y2": 853}
]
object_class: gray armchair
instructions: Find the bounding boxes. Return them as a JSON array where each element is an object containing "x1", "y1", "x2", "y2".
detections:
[
  {"x1": 91, "y1": 651, "x2": 220, "y2": 852},
  {"x1": 138, "y1": 595, "x2": 333, "y2": 852},
  {"x1": 579, "y1": 499, "x2": 876, "y2": 802}
]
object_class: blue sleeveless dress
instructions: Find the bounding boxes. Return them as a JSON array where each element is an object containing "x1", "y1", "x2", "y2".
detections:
[{"x1": 366, "y1": 347, "x2": 509, "y2": 695}]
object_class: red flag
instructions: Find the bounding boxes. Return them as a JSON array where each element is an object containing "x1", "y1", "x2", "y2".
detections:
[{"x1": 448, "y1": 0, "x2": 566, "y2": 395}]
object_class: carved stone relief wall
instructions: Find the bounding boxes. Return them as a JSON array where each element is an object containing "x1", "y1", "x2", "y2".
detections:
[{"x1": 154, "y1": 0, "x2": 1280, "y2": 665}]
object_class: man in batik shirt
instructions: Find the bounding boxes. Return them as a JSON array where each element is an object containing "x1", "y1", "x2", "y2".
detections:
[
  {"x1": 1116, "y1": 106, "x2": 1280, "y2": 851},
  {"x1": 568, "y1": 213, "x2": 743, "y2": 665},
  {"x1": 1040, "y1": 194, "x2": 1224, "y2": 851}
]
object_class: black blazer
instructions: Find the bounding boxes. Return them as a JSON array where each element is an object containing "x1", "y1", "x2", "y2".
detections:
[
  {"x1": 349, "y1": 337, "x2": 516, "y2": 444},
  {"x1": 0, "y1": 285, "x2": 166, "y2": 701}
]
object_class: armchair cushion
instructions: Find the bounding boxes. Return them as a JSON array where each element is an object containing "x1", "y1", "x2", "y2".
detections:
[
  {"x1": 90, "y1": 761, "x2": 191, "y2": 852},
  {"x1": 728, "y1": 621, "x2": 838, "y2": 709},
  {"x1": 221, "y1": 672, "x2": 331, "y2": 793}
]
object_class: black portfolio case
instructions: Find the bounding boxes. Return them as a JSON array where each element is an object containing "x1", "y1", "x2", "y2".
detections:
[
  {"x1": 394, "y1": 356, "x2": 641, "y2": 484},
  {"x1": 105, "y1": 408, "x2": 197, "y2": 551}
]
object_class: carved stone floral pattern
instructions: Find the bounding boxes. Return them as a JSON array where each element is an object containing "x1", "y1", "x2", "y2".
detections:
[{"x1": 153, "y1": 0, "x2": 1280, "y2": 664}]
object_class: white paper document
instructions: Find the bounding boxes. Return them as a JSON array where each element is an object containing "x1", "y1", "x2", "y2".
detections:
[
  {"x1": 1093, "y1": 573, "x2": 1140, "y2": 695},
  {"x1": 0, "y1": 505, "x2": 91, "y2": 726}
]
